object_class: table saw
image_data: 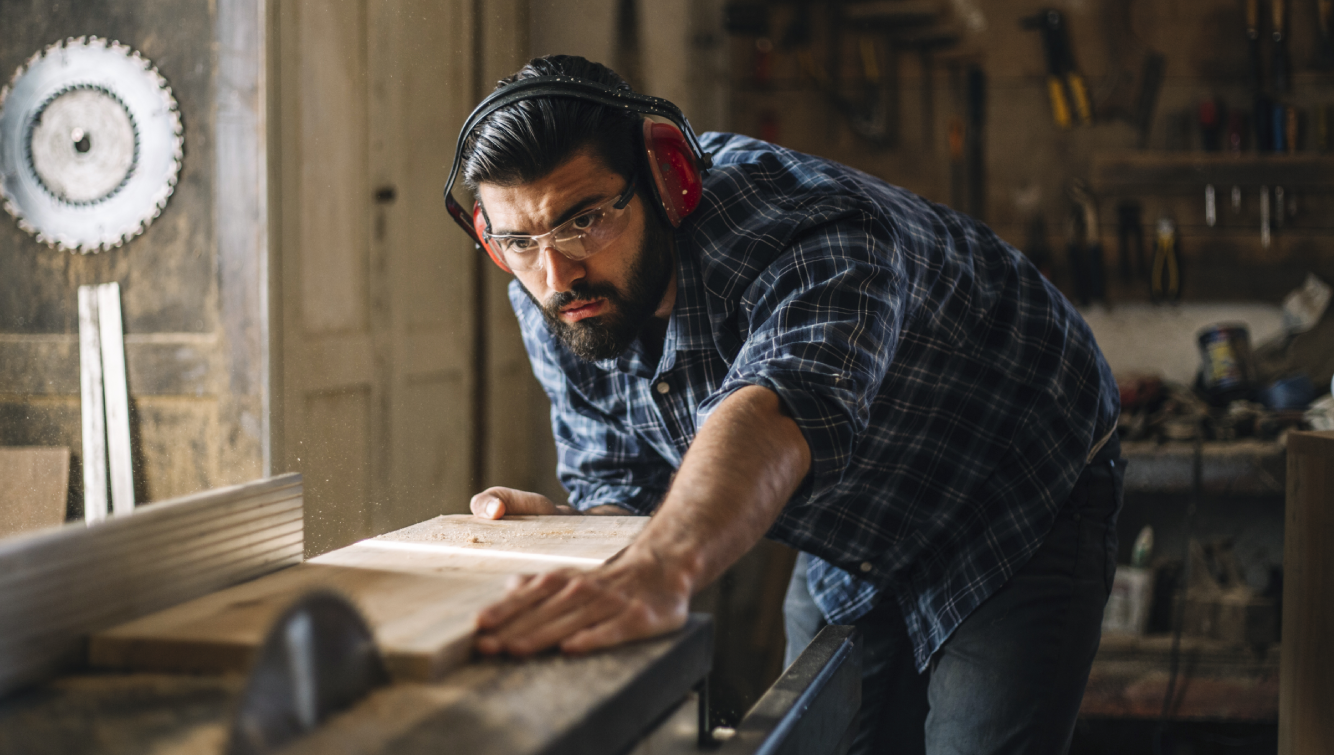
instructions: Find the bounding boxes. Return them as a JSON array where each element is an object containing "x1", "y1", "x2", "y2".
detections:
[{"x1": 0, "y1": 475, "x2": 860, "y2": 754}]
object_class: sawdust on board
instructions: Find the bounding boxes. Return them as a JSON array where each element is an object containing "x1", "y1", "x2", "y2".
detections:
[{"x1": 375, "y1": 515, "x2": 639, "y2": 549}]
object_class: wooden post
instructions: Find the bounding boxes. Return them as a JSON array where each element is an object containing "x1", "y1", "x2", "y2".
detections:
[{"x1": 1279, "y1": 431, "x2": 1334, "y2": 754}]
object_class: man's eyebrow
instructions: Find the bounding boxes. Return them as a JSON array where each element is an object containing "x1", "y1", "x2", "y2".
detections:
[{"x1": 490, "y1": 192, "x2": 607, "y2": 237}]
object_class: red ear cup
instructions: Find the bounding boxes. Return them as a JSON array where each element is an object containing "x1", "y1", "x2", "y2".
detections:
[
  {"x1": 473, "y1": 201, "x2": 512, "y2": 273},
  {"x1": 642, "y1": 119, "x2": 703, "y2": 227}
]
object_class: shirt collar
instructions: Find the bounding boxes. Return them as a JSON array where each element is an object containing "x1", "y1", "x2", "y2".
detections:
[{"x1": 595, "y1": 232, "x2": 715, "y2": 379}]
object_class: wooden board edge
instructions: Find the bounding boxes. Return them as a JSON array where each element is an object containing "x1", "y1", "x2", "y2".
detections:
[
  {"x1": 89, "y1": 634, "x2": 257, "y2": 675},
  {"x1": 383, "y1": 633, "x2": 475, "y2": 682}
]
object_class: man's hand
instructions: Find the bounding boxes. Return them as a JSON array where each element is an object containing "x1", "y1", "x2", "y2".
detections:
[
  {"x1": 474, "y1": 545, "x2": 690, "y2": 656},
  {"x1": 468, "y1": 386, "x2": 810, "y2": 658},
  {"x1": 470, "y1": 486, "x2": 574, "y2": 519},
  {"x1": 469, "y1": 487, "x2": 631, "y2": 519}
]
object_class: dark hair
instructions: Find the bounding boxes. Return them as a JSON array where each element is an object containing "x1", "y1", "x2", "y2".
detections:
[{"x1": 461, "y1": 56, "x2": 642, "y2": 192}]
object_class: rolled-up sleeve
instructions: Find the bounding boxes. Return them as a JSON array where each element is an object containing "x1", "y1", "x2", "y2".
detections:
[
  {"x1": 548, "y1": 390, "x2": 674, "y2": 514},
  {"x1": 697, "y1": 210, "x2": 904, "y2": 502}
]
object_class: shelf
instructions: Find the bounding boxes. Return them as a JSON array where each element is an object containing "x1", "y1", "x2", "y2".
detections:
[
  {"x1": 1121, "y1": 439, "x2": 1286, "y2": 496},
  {"x1": 1082, "y1": 633, "x2": 1279, "y2": 721},
  {"x1": 1091, "y1": 152, "x2": 1334, "y2": 191}
]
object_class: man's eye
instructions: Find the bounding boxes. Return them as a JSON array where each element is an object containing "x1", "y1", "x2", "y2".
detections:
[
  {"x1": 499, "y1": 237, "x2": 535, "y2": 253},
  {"x1": 571, "y1": 212, "x2": 600, "y2": 230}
]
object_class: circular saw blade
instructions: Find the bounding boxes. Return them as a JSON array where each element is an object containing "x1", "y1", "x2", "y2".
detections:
[{"x1": 0, "y1": 36, "x2": 183, "y2": 253}]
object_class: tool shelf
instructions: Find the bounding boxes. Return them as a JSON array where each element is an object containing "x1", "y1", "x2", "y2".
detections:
[
  {"x1": 1082, "y1": 634, "x2": 1280, "y2": 721},
  {"x1": 1121, "y1": 439, "x2": 1286, "y2": 496},
  {"x1": 1091, "y1": 151, "x2": 1334, "y2": 192}
]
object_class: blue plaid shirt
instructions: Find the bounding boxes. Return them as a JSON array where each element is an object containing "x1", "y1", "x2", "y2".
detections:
[{"x1": 510, "y1": 133, "x2": 1119, "y2": 670}]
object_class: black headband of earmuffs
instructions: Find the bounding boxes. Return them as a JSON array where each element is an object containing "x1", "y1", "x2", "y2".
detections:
[{"x1": 441, "y1": 75, "x2": 713, "y2": 238}]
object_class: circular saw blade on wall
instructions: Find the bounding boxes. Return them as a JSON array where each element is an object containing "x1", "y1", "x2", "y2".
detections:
[{"x1": 0, "y1": 36, "x2": 183, "y2": 253}]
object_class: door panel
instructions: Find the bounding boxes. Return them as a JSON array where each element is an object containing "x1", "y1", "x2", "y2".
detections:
[
  {"x1": 303, "y1": 387, "x2": 372, "y2": 555},
  {"x1": 278, "y1": 0, "x2": 479, "y2": 557},
  {"x1": 297, "y1": 0, "x2": 369, "y2": 336}
]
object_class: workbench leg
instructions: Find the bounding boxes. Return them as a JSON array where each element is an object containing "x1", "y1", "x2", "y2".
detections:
[{"x1": 695, "y1": 676, "x2": 711, "y2": 748}]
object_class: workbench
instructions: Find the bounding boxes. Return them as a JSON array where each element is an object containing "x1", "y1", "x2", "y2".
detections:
[
  {"x1": 0, "y1": 475, "x2": 860, "y2": 755},
  {"x1": 1080, "y1": 438, "x2": 1288, "y2": 730},
  {"x1": 0, "y1": 620, "x2": 714, "y2": 755}
]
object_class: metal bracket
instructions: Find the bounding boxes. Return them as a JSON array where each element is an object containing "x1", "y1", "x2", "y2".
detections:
[{"x1": 712, "y1": 625, "x2": 862, "y2": 755}]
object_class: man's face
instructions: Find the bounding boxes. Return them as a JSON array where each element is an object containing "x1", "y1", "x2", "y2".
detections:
[{"x1": 478, "y1": 149, "x2": 674, "y2": 361}]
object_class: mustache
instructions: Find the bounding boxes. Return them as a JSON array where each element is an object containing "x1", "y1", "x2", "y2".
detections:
[{"x1": 545, "y1": 282, "x2": 622, "y2": 314}]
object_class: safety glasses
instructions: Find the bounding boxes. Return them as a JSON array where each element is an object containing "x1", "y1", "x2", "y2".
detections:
[{"x1": 484, "y1": 177, "x2": 636, "y2": 272}]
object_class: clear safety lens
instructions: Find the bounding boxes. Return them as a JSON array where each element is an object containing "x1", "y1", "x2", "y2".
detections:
[{"x1": 486, "y1": 180, "x2": 635, "y2": 272}]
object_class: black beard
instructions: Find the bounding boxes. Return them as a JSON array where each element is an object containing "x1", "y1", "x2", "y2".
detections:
[{"x1": 525, "y1": 212, "x2": 674, "y2": 362}]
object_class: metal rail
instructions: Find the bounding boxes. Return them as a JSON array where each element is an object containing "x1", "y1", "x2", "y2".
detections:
[{"x1": 717, "y1": 625, "x2": 862, "y2": 755}]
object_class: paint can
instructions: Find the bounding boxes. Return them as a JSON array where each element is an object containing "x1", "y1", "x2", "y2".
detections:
[{"x1": 1197, "y1": 323, "x2": 1256, "y2": 403}]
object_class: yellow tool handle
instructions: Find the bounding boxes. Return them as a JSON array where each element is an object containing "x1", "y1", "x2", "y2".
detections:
[
  {"x1": 1047, "y1": 76, "x2": 1073, "y2": 128},
  {"x1": 1067, "y1": 73, "x2": 1093, "y2": 125}
]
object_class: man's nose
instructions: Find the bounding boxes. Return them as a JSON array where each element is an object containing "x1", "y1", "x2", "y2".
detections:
[{"x1": 541, "y1": 243, "x2": 585, "y2": 292}]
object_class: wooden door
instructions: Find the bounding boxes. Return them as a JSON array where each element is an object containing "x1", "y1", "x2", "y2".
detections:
[{"x1": 275, "y1": 0, "x2": 480, "y2": 556}]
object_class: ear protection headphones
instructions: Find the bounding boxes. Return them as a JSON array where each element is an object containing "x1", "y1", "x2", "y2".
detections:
[{"x1": 442, "y1": 75, "x2": 713, "y2": 273}]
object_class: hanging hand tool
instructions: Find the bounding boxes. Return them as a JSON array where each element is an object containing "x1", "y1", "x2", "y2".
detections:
[
  {"x1": 1318, "y1": 0, "x2": 1334, "y2": 70},
  {"x1": 1021, "y1": 9, "x2": 1093, "y2": 128},
  {"x1": 1272, "y1": 0, "x2": 1290, "y2": 93},
  {"x1": 1199, "y1": 99, "x2": 1224, "y2": 151},
  {"x1": 1117, "y1": 201, "x2": 1146, "y2": 284},
  {"x1": 1286, "y1": 104, "x2": 1300, "y2": 152},
  {"x1": 1151, "y1": 216, "x2": 1180, "y2": 303},
  {"x1": 966, "y1": 65, "x2": 987, "y2": 220},
  {"x1": 1261, "y1": 185, "x2": 1272, "y2": 248},
  {"x1": 1066, "y1": 181, "x2": 1105, "y2": 305},
  {"x1": 1246, "y1": 0, "x2": 1264, "y2": 93}
]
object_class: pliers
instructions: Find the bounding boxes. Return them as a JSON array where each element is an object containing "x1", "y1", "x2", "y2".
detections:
[
  {"x1": 1021, "y1": 9, "x2": 1093, "y2": 128},
  {"x1": 1151, "y1": 217, "x2": 1180, "y2": 302}
]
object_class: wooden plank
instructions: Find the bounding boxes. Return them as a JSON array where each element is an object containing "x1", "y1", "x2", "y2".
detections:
[
  {"x1": 0, "y1": 447, "x2": 70, "y2": 538},
  {"x1": 96, "y1": 283, "x2": 135, "y2": 516},
  {"x1": 77, "y1": 286, "x2": 107, "y2": 524},
  {"x1": 1279, "y1": 432, "x2": 1334, "y2": 755},
  {"x1": 0, "y1": 474, "x2": 302, "y2": 697},
  {"x1": 90, "y1": 515, "x2": 649, "y2": 681}
]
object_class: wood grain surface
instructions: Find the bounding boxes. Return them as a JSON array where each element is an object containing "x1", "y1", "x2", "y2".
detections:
[
  {"x1": 90, "y1": 515, "x2": 648, "y2": 681},
  {"x1": 1279, "y1": 432, "x2": 1334, "y2": 755}
]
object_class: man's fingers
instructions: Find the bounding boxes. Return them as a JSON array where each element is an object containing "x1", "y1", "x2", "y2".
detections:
[
  {"x1": 500, "y1": 590, "x2": 624, "y2": 656},
  {"x1": 560, "y1": 602, "x2": 681, "y2": 654},
  {"x1": 476, "y1": 570, "x2": 575, "y2": 630},
  {"x1": 469, "y1": 487, "x2": 560, "y2": 519},
  {"x1": 483, "y1": 573, "x2": 611, "y2": 649}
]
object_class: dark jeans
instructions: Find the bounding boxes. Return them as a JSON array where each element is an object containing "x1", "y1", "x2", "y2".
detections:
[{"x1": 784, "y1": 448, "x2": 1124, "y2": 755}]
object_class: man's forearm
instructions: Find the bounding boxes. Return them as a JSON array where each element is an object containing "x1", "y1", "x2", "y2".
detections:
[{"x1": 629, "y1": 384, "x2": 812, "y2": 594}]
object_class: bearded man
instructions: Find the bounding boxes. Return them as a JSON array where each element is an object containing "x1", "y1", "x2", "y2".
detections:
[{"x1": 448, "y1": 54, "x2": 1123, "y2": 755}]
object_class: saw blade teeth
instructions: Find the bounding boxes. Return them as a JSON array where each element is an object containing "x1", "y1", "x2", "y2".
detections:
[{"x1": 2, "y1": 37, "x2": 183, "y2": 254}]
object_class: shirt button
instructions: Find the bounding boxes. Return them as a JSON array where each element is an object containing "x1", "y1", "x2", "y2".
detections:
[
  {"x1": 860, "y1": 562, "x2": 872, "y2": 573},
  {"x1": 655, "y1": 381, "x2": 670, "y2": 395}
]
